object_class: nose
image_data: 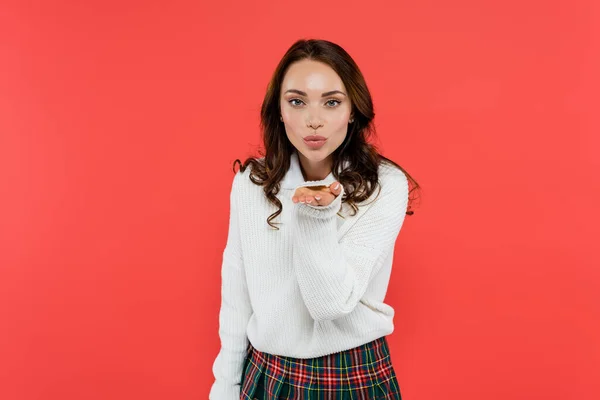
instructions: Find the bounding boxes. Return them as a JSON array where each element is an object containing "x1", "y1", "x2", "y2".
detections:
[{"x1": 306, "y1": 115, "x2": 324, "y2": 130}]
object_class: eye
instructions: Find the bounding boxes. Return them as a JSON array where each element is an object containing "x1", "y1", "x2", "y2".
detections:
[
  {"x1": 326, "y1": 99, "x2": 341, "y2": 107},
  {"x1": 289, "y1": 99, "x2": 304, "y2": 107}
]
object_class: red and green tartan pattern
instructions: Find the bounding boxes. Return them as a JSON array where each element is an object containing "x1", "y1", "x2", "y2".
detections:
[{"x1": 240, "y1": 336, "x2": 402, "y2": 399}]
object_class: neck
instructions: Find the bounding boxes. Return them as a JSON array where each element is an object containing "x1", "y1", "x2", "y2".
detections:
[{"x1": 298, "y1": 152, "x2": 333, "y2": 181}]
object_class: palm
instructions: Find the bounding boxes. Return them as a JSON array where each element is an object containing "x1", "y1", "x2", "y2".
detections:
[{"x1": 292, "y1": 182, "x2": 342, "y2": 207}]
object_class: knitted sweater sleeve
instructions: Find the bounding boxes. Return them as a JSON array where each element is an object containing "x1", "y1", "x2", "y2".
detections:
[
  {"x1": 209, "y1": 172, "x2": 252, "y2": 400},
  {"x1": 291, "y1": 170, "x2": 409, "y2": 321}
]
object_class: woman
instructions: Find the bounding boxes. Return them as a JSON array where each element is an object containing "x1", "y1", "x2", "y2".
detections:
[{"x1": 209, "y1": 38, "x2": 420, "y2": 400}]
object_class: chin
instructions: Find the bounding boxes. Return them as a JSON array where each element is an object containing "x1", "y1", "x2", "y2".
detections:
[{"x1": 299, "y1": 148, "x2": 331, "y2": 160}]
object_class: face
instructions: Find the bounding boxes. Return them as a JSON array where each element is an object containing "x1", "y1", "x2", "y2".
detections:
[{"x1": 279, "y1": 59, "x2": 353, "y2": 164}]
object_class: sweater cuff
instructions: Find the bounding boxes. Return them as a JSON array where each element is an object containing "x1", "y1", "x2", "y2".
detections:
[{"x1": 294, "y1": 182, "x2": 344, "y2": 220}]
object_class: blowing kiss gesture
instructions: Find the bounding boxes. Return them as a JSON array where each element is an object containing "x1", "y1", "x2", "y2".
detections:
[{"x1": 292, "y1": 181, "x2": 342, "y2": 207}]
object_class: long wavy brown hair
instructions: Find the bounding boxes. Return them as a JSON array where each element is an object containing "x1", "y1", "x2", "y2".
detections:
[{"x1": 232, "y1": 38, "x2": 421, "y2": 230}]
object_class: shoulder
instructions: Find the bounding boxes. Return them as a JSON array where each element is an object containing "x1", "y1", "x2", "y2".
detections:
[
  {"x1": 230, "y1": 157, "x2": 263, "y2": 193},
  {"x1": 377, "y1": 162, "x2": 409, "y2": 198},
  {"x1": 231, "y1": 167, "x2": 249, "y2": 193}
]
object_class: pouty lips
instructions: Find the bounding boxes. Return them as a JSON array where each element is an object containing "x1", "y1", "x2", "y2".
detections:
[
  {"x1": 304, "y1": 135, "x2": 327, "y2": 141},
  {"x1": 303, "y1": 136, "x2": 327, "y2": 149}
]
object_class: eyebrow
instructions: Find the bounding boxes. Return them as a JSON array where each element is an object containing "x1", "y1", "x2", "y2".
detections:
[{"x1": 283, "y1": 89, "x2": 347, "y2": 97}]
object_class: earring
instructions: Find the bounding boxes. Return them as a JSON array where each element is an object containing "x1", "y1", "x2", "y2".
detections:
[
  {"x1": 280, "y1": 116, "x2": 283, "y2": 121},
  {"x1": 349, "y1": 118, "x2": 354, "y2": 123}
]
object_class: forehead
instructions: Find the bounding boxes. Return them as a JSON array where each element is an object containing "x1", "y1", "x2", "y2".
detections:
[{"x1": 281, "y1": 59, "x2": 345, "y2": 93}]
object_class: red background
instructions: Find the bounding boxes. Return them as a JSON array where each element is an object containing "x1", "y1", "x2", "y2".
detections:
[{"x1": 1, "y1": 1, "x2": 598, "y2": 399}]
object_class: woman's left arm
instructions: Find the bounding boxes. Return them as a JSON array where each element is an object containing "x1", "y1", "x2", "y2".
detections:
[{"x1": 291, "y1": 170, "x2": 409, "y2": 322}]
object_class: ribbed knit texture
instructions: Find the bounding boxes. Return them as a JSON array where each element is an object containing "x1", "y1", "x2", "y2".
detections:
[{"x1": 209, "y1": 150, "x2": 409, "y2": 400}]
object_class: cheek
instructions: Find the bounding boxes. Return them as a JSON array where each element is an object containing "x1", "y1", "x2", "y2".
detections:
[
  {"x1": 332, "y1": 114, "x2": 350, "y2": 131},
  {"x1": 332, "y1": 114, "x2": 350, "y2": 143},
  {"x1": 282, "y1": 111, "x2": 302, "y2": 131},
  {"x1": 335, "y1": 108, "x2": 352, "y2": 123},
  {"x1": 281, "y1": 114, "x2": 303, "y2": 144}
]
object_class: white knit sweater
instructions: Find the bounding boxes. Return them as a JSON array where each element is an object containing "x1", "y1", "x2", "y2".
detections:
[{"x1": 209, "y1": 150, "x2": 409, "y2": 400}]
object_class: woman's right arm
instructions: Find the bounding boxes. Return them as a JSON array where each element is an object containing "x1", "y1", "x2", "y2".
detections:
[{"x1": 209, "y1": 172, "x2": 252, "y2": 400}]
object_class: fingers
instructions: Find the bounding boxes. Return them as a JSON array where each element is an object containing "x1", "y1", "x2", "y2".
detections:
[
  {"x1": 329, "y1": 181, "x2": 342, "y2": 196},
  {"x1": 293, "y1": 193, "x2": 325, "y2": 204},
  {"x1": 291, "y1": 181, "x2": 342, "y2": 206},
  {"x1": 291, "y1": 190, "x2": 323, "y2": 204},
  {"x1": 304, "y1": 194, "x2": 322, "y2": 205}
]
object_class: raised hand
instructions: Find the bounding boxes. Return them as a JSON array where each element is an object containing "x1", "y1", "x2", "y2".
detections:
[{"x1": 292, "y1": 181, "x2": 342, "y2": 207}]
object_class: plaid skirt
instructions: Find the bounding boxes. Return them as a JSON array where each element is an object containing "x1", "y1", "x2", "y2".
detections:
[{"x1": 240, "y1": 335, "x2": 402, "y2": 399}]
